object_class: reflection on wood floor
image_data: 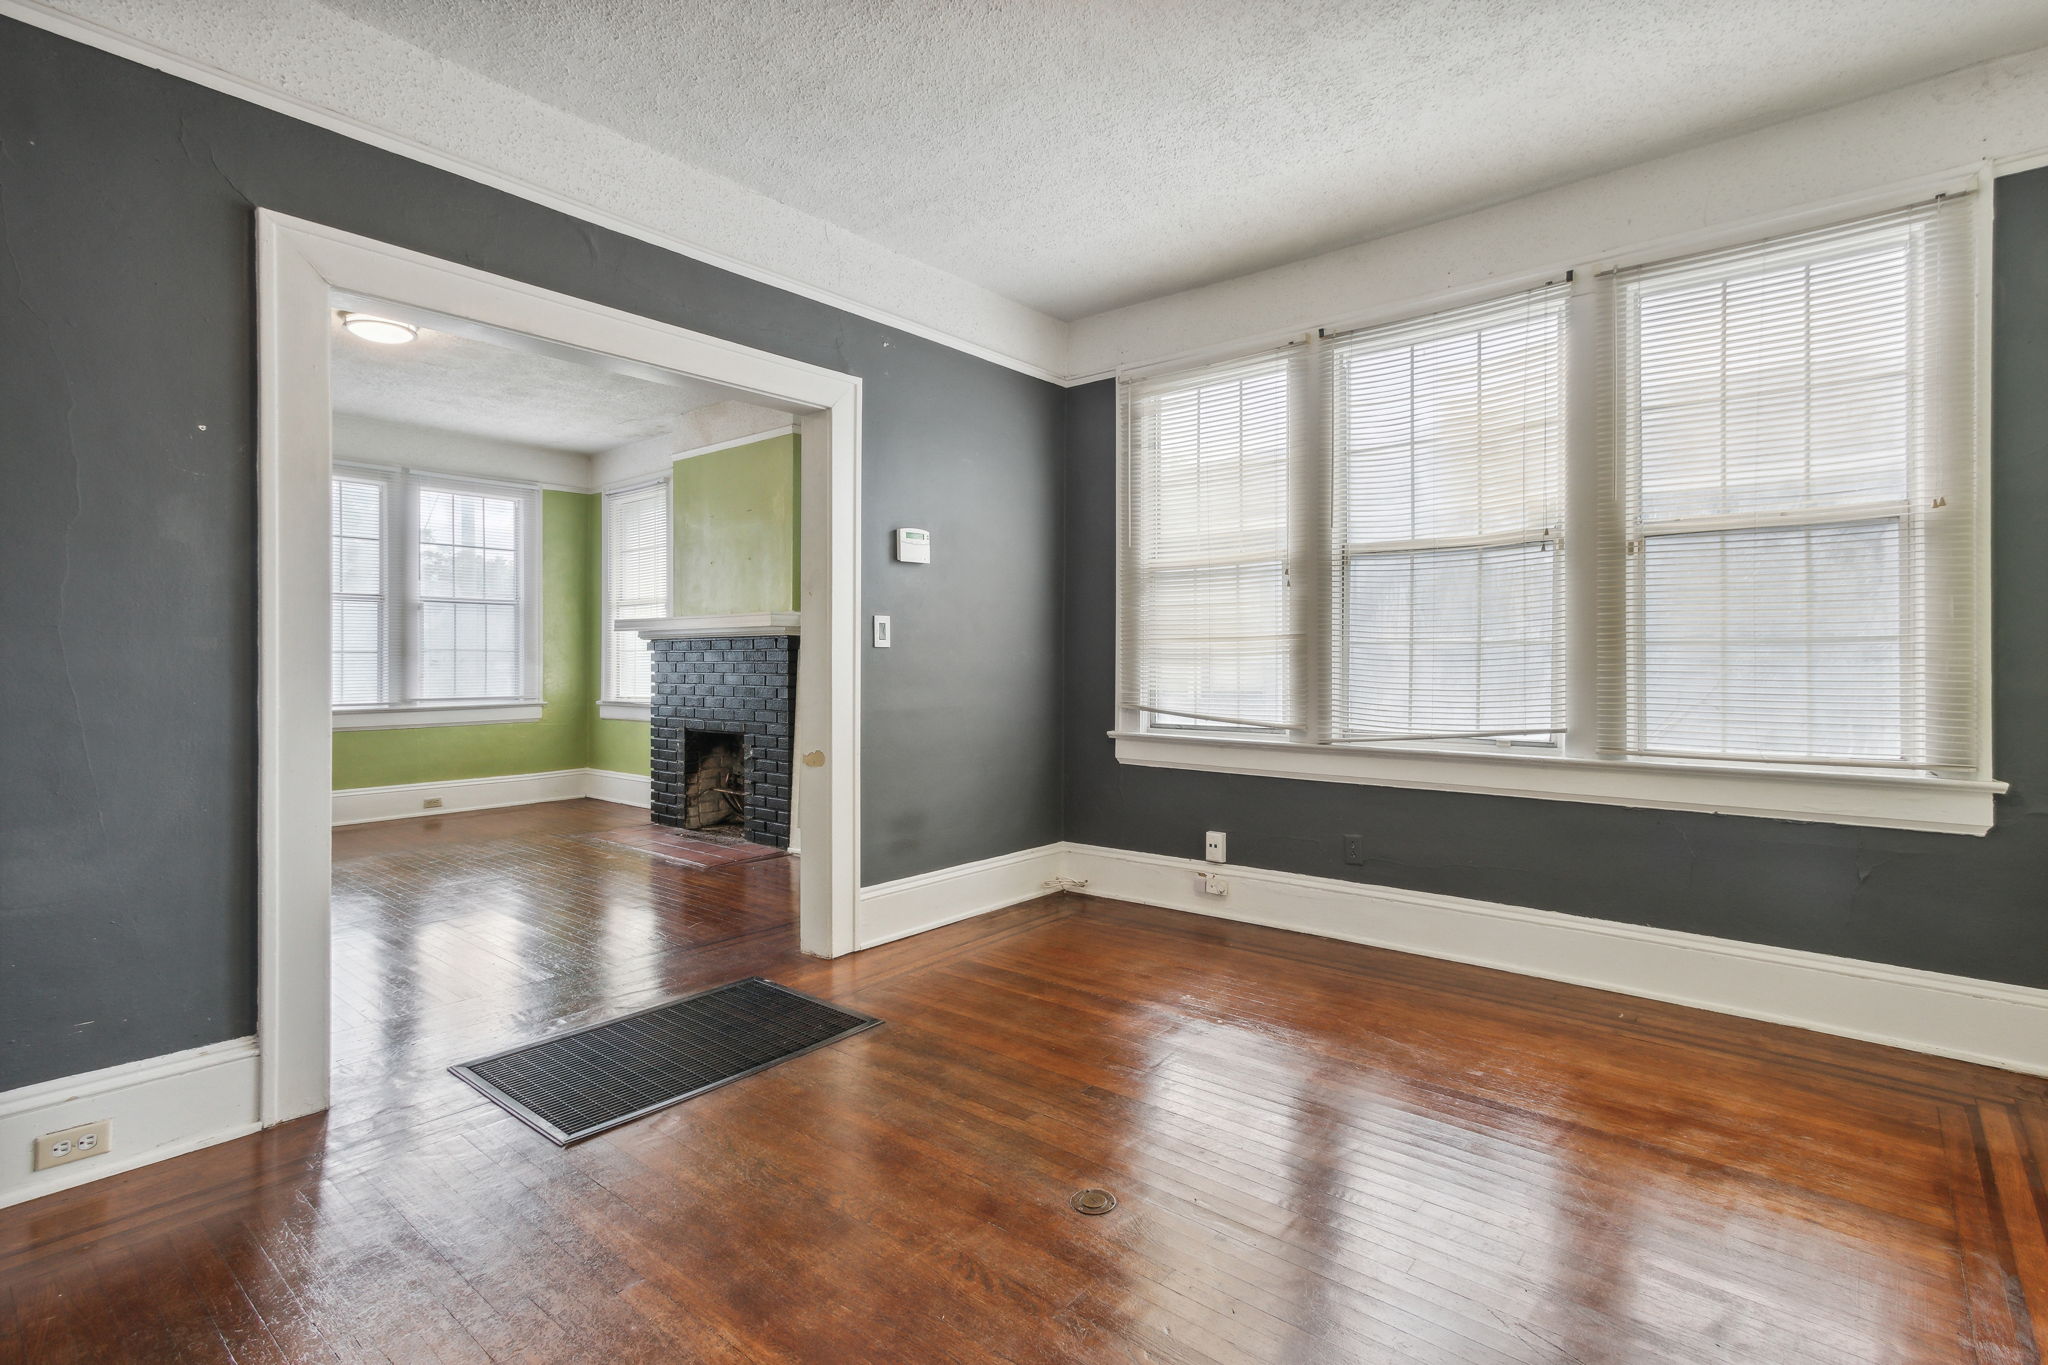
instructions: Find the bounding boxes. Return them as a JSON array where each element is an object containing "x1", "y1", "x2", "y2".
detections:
[{"x1": 3, "y1": 798, "x2": 2045, "y2": 1362}]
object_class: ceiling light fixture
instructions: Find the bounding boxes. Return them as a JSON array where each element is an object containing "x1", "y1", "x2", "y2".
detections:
[{"x1": 340, "y1": 312, "x2": 418, "y2": 345}]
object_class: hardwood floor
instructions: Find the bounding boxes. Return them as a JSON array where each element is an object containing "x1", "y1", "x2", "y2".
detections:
[{"x1": 3, "y1": 798, "x2": 2044, "y2": 1363}]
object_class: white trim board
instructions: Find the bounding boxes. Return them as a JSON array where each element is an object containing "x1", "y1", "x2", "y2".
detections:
[
  {"x1": 264, "y1": 210, "x2": 865, "y2": 1130},
  {"x1": 0, "y1": 1038, "x2": 260, "y2": 1210},
  {"x1": 583, "y1": 768, "x2": 654, "y2": 810},
  {"x1": 332, "y1": 768, "x2": 652, "y2": 824},
  {"x1": 0, "y1": 2, "x2": 1065, "y2": 383},
  {"x1": 1112, "y1": 733, "x2": 2003, "y2": 837},
  {"x1": 855, "y1": 843, "x2": 1068, "y2": 950},
  {"x1": 17, "y1": 832, "x2": 2043, "y2": 1206},
  {"x1": 1060, "y1": 843, "x2": 2048, "y2": 1078}
]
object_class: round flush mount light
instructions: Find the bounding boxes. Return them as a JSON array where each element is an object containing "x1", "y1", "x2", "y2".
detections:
[{"x1": 339, "y1": 312, "x2": 418, "y2": 345}]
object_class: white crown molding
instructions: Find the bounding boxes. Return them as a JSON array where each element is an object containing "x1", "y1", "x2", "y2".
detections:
[
  {"x1": 673, "y1": 427, "x2": 799, "y2": 462},
  {"x1": 1, "y1": 0, "x2": 1069, "y2": 383},
  {"x1": 332, "y1": 413, "x2": 598, "y2": 492},
  {"x1": 1069, "y1": 44, "x2": 2048, "y2": 381}
]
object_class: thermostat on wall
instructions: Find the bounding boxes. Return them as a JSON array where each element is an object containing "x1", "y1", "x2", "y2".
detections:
[{"x1": 895, "y1": 527, "x2": 931, "y2": 563}]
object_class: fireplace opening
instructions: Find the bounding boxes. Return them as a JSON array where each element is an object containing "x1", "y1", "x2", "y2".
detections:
[{"x1": 680, "y1": 731, "x2": 745, "y2": 832}]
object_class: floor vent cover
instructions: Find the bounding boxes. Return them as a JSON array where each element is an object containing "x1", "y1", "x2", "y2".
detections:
[{"x1": 450, "y1": 978, "x2": 881, "y2": 1144}]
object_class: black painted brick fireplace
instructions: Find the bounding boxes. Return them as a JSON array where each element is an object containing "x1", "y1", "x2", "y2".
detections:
[{"x1": 648, "y1": 635, "x2": 796, "y2": 848}]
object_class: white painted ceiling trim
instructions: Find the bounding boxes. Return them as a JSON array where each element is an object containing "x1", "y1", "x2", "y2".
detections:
[
  {"x1": 1068, "y1": 44, "x2": 2048, "y2": 381},
  {"x1": 331, "y1": 413, "x2": 596, "y2": 493},
  {"x1": 2, "y1": 0, "x2": 1070, "y2": 382},
  {"x1": 19, "y1": 1, "x2": 2048, "y2": 389}
]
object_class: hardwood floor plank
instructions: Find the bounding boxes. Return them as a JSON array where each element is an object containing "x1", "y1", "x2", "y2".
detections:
[{"x1": 1, "y1": 798, "x2": 2041, "y2": 1363}]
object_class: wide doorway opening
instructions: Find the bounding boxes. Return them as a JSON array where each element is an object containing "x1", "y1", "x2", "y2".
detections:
[{"x1": 260, "y1": 212, "x2": 861, "y2": 1126}]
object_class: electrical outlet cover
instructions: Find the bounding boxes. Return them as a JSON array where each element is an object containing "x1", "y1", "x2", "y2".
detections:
[{"x1": 34, "y1": 1119, "x2": 110, "y2": 1170}]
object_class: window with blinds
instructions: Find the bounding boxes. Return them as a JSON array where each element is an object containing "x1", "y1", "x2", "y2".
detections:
[
  {"x1": 1121, "y1": 352, "x2": 1299, "y2": 731},
  {"x1": 1606, "y1": 200, "x2": 1978, "y2": 770},
  {"x1": 603, "y1": 480, "x2": 671, "y2": 704},
  {"x1": 331, "y1": 471, "x2": 390, "y2": 706},
  {"x1": 1117, "y1": 193, "x2": 1984, "y2": 793},
  {"x1": 416, "y1": 478, "x2": 527, "y2": 701},
  {"x1": 330, "y1": 465, "x2": 540, "y2": 710},
  {"x1": 1327, "y1": 285, "x2": 1567, "y2": 743}
]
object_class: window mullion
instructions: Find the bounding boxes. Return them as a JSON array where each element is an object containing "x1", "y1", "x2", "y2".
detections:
[
  {"x1": 1562, "y1": 274, "x2": 1609, "y2": 759},
  {"x1": 1289, "y1": 339, "x2": 1332, "y2": 746},
  {"x1": 396, "y1": 472, "x2": 422, "y2": 705}
]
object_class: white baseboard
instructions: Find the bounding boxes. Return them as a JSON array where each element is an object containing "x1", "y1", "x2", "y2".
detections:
[
  {"x1": 0, "y1": 1038, "x2": 260, "y2": 1210},
  {"x1": 1062, "y1": 843, "x2": 2048, "y2": 1078},
  {"x1": 856, "y1": 842, "x2": 1069, "y2": 949},
  {"x1": 333, "y1": 768, "x2": 650, "y2": 824},
  {"x1": 14, "y1": 838, "x2": 2041, "y2": 1211},
  {"x1": 583, "y1": 768, "x2": 653, "y2": 809}
]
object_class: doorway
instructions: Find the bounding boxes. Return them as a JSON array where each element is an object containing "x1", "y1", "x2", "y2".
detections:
[{"x1": 258, "y1": 211, "x2": 863, "y2": 1127}]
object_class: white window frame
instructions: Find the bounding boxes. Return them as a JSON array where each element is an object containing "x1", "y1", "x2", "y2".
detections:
[
  {"x1": 598, "y1": 474, "x2": 671, "y2": 719},
  {"x1": 331, "y1": 463, "x2": 545, "y2": 729},
  {"x1": 1113, "y1": 178, "x2": 2004, "y2": 836}
]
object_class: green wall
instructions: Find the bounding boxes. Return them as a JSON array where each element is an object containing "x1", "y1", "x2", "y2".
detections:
[
  {"x1": 334, "y1": 439, "x2": 801, "y2": 790},
  {"x1": 333, "y1": 489, "x2": 599, "y2": 788},
  {"x1": 673, "y1": 434, "x2": 800, "y2": 614},
  {"x1": 589, "y1": 714, "x2": 653, "y2": 777},
  {"x1": 592, "y1": 433, "x2": 801, "y2": 779}
]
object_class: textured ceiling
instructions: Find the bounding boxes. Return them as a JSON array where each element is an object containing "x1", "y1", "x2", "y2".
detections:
[
  {"x1": 317, "y1": 0, "x2": 2048, "y2": 319},
  {"x1": 329, "y1": 315, "x2": 737, "y2": 452}
]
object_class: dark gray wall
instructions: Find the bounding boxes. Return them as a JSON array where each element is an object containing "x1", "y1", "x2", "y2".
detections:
[
  {"x1": 0, "y1": 20, "x2": 1063, "y2": 1090},
  {"x1": 1062, "y1": 170, "x2": 2048, "y2": 991}
]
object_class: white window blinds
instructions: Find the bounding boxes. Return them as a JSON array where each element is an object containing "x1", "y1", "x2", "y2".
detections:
[
  {"x1": 1325, "y1": 285, "x2": 1567, "y2": 743},
  {"x1": 1116, "y1": 194, "x2": 1984, "y2": 793},
  {"x1": 1121, "y1": 350, "x2": 1300, "y2": 730},
  {"x1": 1605, "y1": 198, "x2": 1979, "y2": 769},
  {"x1": 331, "y1": 466, "x2": 540, "y2": 711},
  {"x1": 331, "y1": 470, "x2": 390, "y2": 705},
  {"x1": 604, "y1": 481, "x2": 670, "y2": 704},
  {"x1": 416, "y1": 478, "x2": 528, "y2": 701}
]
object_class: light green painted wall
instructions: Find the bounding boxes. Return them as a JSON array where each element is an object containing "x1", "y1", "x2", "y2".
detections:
[
  {"x1": 334, "y1": 490, "x2": 598, "y2": 789},
  {"x1": 590, "y1": 716, "x2": 652, "y2": 776},
  {"x1": 594, "y1": 433, "x2": 802, "y2": 777},
  {"x1": 672, "y1": 434, "x2": 800, "y2": 615},
  {"x1": 334, "y1": 439, "x2": 802, "y2": 791}
]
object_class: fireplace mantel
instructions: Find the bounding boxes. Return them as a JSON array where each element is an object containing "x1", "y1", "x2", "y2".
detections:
[{"x1": 623, "y1": 612, "x2": 801, "y2": 640}]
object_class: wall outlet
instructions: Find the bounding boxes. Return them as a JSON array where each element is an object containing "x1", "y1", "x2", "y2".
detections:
[
  {"x1": 1204, "y1": 830, "x2": 1227, "y2": 863},
  {"x1": 34, "y1": 1120, "x2": 110, "y2": 1171},
  {"x1": 422, "y1": 797, "x2": 444, "y2": 809},
  {"x1": 1342, "y1": 834, "x2": 1366, "y2": 866},
  {"x1": 1200, "y1": 871, "x2": 1230, "y2": 897}
]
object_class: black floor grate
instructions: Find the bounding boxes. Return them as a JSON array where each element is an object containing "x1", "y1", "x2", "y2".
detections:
[{"x1": 450, "y1": 979, "x2": 881, "y2": 1144}]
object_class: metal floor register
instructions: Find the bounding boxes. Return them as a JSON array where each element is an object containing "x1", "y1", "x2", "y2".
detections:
[{"x1": 450, "y1": 978, "x2": 882, "y2": 1144}]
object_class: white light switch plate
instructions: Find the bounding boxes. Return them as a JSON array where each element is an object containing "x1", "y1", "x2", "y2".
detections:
[{"x1": 872, "y1": 614, "x2": 892, "y2": 648}]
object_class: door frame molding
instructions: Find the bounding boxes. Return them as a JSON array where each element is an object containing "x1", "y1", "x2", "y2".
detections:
[{"x1": 256, "y1": 210, "x2": 863, "y2": 1125}]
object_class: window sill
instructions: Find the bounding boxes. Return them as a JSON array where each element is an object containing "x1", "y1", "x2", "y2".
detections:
[
  {"x1": 597, "y1": 700, "x2": 651, "y2": 721},
  {"x1": 334, "y1": 702, "x2": 544, "y2": 731},
  {"x1": 1109, "y1": 731, "x2": 2004, "y2": 836}
]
